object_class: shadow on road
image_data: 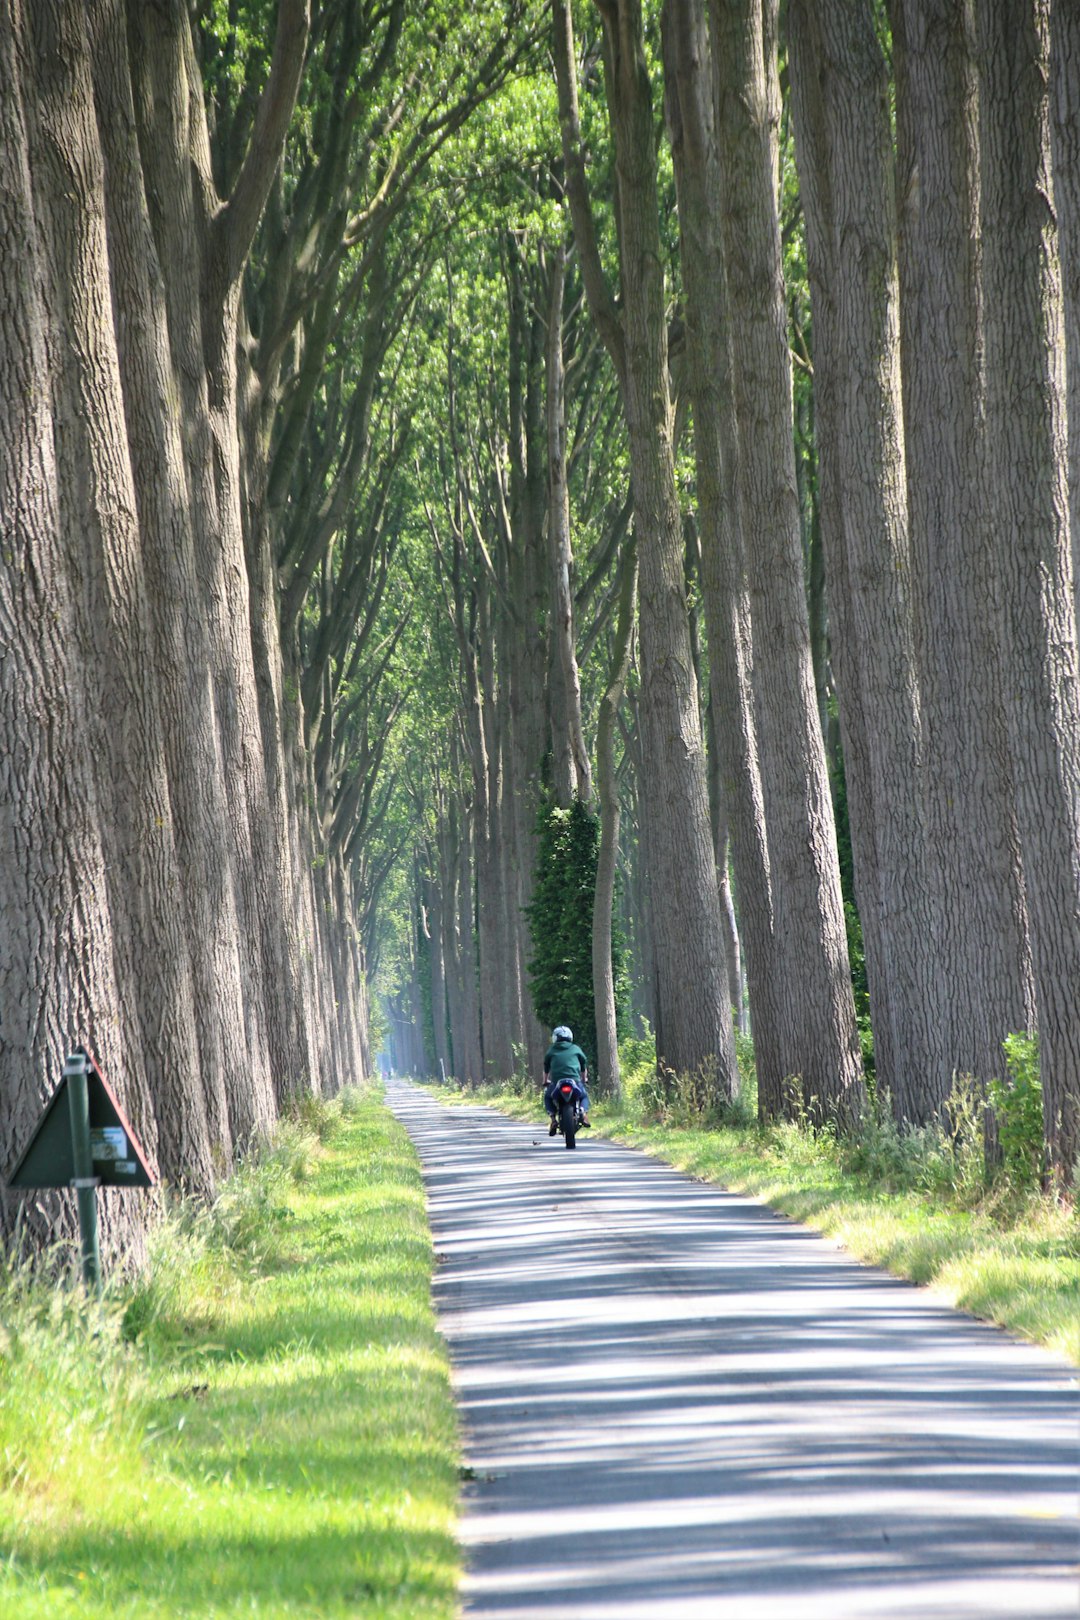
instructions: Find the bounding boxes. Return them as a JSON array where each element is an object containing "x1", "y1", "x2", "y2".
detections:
[{"x1": 389, "y1": 1082, "x2": 1080, "y2": 1620}]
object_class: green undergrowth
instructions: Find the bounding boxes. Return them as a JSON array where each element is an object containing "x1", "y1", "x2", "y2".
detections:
[
  {"x1": 432, "y1": 1068, "x2": 1080, "y2": 1368},
  {"x1": 0, "y1": 1085, "x2": 459, "y2": 1618}
]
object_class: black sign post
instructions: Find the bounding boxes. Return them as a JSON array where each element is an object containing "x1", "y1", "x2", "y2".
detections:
[{"x1": 7, "y1": 1046, "x2": 155, "y2": 1291}]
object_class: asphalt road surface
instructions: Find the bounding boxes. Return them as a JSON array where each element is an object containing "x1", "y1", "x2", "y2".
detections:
[{"x1": 387, "y1": 1081, "x2": 1080, "y2": 1620}]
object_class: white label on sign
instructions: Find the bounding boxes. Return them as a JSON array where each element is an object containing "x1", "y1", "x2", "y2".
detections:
[{"x1": 90, "y1": 1126, "x2": 128, "y2": 1162}]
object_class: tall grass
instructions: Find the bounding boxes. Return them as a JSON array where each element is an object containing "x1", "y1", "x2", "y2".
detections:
[{"x1": 0, "y1": 1085, "x2": 459, "y2": 1617}]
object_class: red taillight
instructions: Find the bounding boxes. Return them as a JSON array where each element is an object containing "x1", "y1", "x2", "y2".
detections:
[{"x1": 560, "y1": 1083, "x2": 573, "y2": 1095}]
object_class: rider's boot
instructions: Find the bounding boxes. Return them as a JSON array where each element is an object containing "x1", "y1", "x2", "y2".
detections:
[{"x1": 548, "y1": 1116, "x2": 558, "y2": 1136}]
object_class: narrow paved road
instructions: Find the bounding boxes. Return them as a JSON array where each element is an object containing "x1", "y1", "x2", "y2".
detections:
[{"x1": 387, "y1": 1081, "x2": 1079, "y2": 1620}]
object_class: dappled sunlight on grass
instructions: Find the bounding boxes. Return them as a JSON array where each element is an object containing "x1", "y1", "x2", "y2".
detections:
[{"x1": 0, "y1": 1090, "x2": 459, "y2": 1618}]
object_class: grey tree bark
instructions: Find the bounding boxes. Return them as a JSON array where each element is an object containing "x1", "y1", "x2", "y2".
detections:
[
  {"x1": 662, "y1": 0, "x2": 784, "y2": 1108},
  {"x1": 890, "y1": 0, "x2": 1033, "y2": 1102},
  {"x1": 1051, "y1": 3, "x2": 1080, "y2": 627},
  {"x1": 978, "y1": 0, "x2": 1080, "y2": 1184},
  {"x1": 711, "y1": 0, "x2": 862, "y2": 1121},
  {"x1": 505, "y1": 242, "x2": 552, "y2": 1075},
  {"x1": 553, "y1": 0, "x2": 736, "y2": 1094},
  {"x1": 593, "y1": 542, "x2": 637, "y2": 1100},
  {"x1": 546, "y1": 243, "x2": 592, "y2": 809},
  {"x1": 788, "y1": 0, "x2": 950, "y2": 1123}
]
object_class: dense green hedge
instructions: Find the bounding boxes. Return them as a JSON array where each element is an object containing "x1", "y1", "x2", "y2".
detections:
[{"x1": 527, "y1": 796, "x2": 627, "y2": 1074}]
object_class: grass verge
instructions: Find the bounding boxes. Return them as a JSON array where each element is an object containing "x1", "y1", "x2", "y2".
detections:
[
  {"x1": 431, "y1": 1079, "x2": 1080, "y2": 1368},
  {"x1": 0, "y1": 1085, "x2": 459, "y2": 1618}
]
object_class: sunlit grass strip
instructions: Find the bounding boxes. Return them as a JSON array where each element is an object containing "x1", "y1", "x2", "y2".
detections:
[
  {"x1": 0, "y1": 1087, "x2": 459, "y2": 1618},
  {"x1": 433, "y1": 1080, "x2": 1080, "y2": 1367}
]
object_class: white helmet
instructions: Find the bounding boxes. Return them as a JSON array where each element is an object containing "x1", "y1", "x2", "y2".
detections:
[{"x1": 553, "y1": 1025, "x2": 573, "y2": 1041}]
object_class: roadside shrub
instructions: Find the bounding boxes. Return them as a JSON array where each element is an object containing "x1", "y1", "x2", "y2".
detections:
[
  {"x1": 841, "y1": 1087, "x2": 926, "y2": 1191},
  {"x1": 735, "y1": 1032, "x2": 757, "y2": 1107},
  {"x1": 284, "y1": 1089, "x2": 338, "y2": 1143},
  {"x1": 338, "y1": 1084, "x2": 367, "y2": 1118},
  {"x1": 988, "y1": 1033, "x2": 1045, "y2": 1195},
  {"x1": 619, "y1": 1023, "x2": 661, "y2": 1118},
  {"x1": 504, "y1": 1042, "x2": 536, "y2": 1099}
]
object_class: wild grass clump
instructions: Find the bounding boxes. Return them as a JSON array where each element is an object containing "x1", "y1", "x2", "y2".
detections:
[
  {"x1": 337, "y1": 1081, "x2": 367, "y2": 1117},
  {"x1": 282, "y1": 1087, "x2": 340, "y2": 1143},
  {"x1": 620, "y1": 1023, "x2": 756, "y2": 1130},
  {"x1": 505, "y1": 1042, "x2": 538, "y2": 1098},
  {"x1": 0, "y1": 1260, "x2": 147, "y2": 1526}
]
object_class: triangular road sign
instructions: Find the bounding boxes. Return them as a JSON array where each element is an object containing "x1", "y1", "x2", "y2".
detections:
[{"x1": 7, "y1": 1047, "x2": 155, "y2": 1189}]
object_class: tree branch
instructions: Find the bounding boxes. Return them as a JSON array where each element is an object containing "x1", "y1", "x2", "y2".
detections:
[
  {"x1": 216, "y1": 0, "x2": 311, "y2": 287},
  {"x1": 551, "y1": 0, "x2": 626, "y2": 386}
]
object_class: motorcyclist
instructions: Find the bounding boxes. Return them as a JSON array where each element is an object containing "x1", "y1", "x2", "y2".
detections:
[{"x1": 543, "y1": 1025, "x2": 591, "y2": 1135}]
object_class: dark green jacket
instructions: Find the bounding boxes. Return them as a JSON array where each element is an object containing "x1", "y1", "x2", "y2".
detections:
[{"x1": 544, "y1": 1038, "x2": 588, "y2": 1082}]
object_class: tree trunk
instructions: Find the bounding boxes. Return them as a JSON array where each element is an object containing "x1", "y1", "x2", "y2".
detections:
[
  {"x1": 593, "y1": 544, "x2": 637, "y2": 1100},
  {"x1": 978, "y1": 0, "x2": 1080, "y2": 1185},
  {"x1": 711, "y1": 0, "x2": 862, "y2": 1122},
  {"x1": 1051, "y1": 3, "x2": 1080, "y2": 628},
  {"x1": 547, "y1": 243, "x2": 592, "y2": 808},
  {"x1": 662, "y1": 0, "x2": 783, "y2": 1107},
  {"x1": 438, "y1": 804, "x2": 466, "y2": 1080},
  {"x1": 789, "y1": 0, "x2": 950, "y2": 1122},
  {"x1": 425, "y1": 868, "x2": 451, "y2": 1081},
  {"x1": 891, "y1": 0, "x2": 1033, "y2": 1100},
  {"x1": 457, "y1": 801, "x2": 485, "y2": 1084},
  {"x1": 475, "y1": 598, "x2": 516, "y2": 1081},
  {"x1": 505, "y1": 244, "x2": 553, "y2": 1075},
  {"x1": 553, "y1": 0, "x2": 736, "y2": 1093}
]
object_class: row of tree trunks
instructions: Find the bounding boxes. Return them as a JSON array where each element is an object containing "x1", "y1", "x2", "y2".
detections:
[
  {"x1": 1, "y1": 0, "x2": 367, "y2": 1247},
  {"x1": 0, "y1": 0, "x2": 149, "y2": 1244}
]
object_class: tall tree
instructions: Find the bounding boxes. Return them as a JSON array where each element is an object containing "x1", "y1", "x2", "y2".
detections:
[
  {"x1": 1051, "y1": 2, "x2": 1080, "y2": 623},
  {"x1": 890, "y1": 0, "x2": 1033, "y2": 1102},
  {"x1": 547, "y1": 241, "x2": 593, "y2": 808},
  {"x1": 978, "y1": 0, "x2": 1080, "y2": 1184},
  {"x1": 711, "y1": 0, "x2": 862, "y2": 1120},
  {"x1": 553, "y1": 0, "x2": 736, "y2": 1093},
  {"x1": 662, "y1": 0, "x2": 784, "y2": 1106},
  {"x1": 788, "y1": 0, "x2": 949, "y2": 1122},
  {"x1": 592, "y1": 540, "x2": 637, "y2": 1098}
]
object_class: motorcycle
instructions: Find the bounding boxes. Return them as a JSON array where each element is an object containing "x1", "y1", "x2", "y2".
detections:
[{"x1": 549, "y1": 1077, "x2": 587, "y2": 1149}]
